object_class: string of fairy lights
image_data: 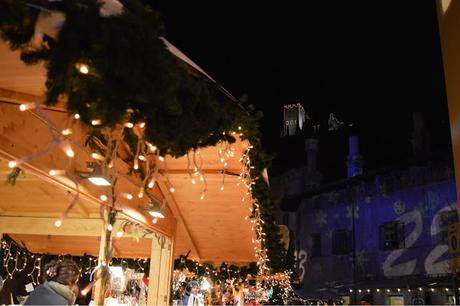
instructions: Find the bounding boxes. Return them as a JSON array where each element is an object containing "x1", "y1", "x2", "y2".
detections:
[
  {"x1": 237, "y1": 143, "x2": 293, "y2": 299},
  {"x1": 9, "y1": 97, "x2": 259, "y2": 231},
  {"x1": 8, "y1": 98, "x2": 170, "y2": 227},
  {"x1": 348, "y1": 287, "x2": 459, "y2": 293},
  {"x1": 9, "y1": 94, "x2": 260, "y2": 226},
  {"x1": 0, "y1": 236, "x2": 151, "y2": 286}
]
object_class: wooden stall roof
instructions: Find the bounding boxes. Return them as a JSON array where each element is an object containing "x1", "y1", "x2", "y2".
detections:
[{"x1": 0, "y1": 42, "x2": 257, "y2": 264}]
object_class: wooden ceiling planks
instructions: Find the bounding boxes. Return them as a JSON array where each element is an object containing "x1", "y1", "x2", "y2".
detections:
[
  {"x1": 0, "y1": 41, "x2": 258, "y2": 265},
  {"x1": 0, "y1": 43, "x2": 46, "y2": 96},
  {"x1": 0, "y1": 161, "x2": 99, "y2": 218}
]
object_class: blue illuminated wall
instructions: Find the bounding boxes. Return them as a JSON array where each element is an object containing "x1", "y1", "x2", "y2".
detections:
[{"x1": 292, "y1": 158, "x2": 457, "y2": 303}]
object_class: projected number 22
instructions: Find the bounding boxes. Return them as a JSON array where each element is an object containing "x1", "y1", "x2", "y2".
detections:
[{"x1": 383, "y1": 207, "x2": 452, "y2": 277}]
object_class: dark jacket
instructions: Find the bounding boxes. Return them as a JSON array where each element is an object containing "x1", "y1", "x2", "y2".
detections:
[{"x1": 25, "y1": 281, "x2": 76, "y2": 305}]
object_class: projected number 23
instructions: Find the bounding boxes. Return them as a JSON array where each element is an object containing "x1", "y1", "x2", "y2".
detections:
[{"x1": 295, "y1": 250, "x2": 308, "y2": 282}]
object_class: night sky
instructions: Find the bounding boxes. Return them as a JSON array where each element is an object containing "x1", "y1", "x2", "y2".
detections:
[{"x1": 150, "y1": 1, "x2": 452, "y2": 181}]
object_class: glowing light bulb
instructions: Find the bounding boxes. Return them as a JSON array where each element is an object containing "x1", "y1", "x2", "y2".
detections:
[
  {"x1": 148, "y1": 144, "x2": 157, "y2": 152},
  {"x1": 124, "y1": 122, "x2": 134, "y2": 128},
  {"x1": 139, "y1": 122, "x2": 146, "y2": 128},
  {"x1": 152, "y1": 218, "x2": 158, "y2": 224},
  {"x1": 200, "y1": 175, "x2": 204, "y2": 182},
  {"x1": 241, "y1": 197, "x2": 245, "y2": 202},
  {"x1": 191, "y1": 178, "x2": 196, "y2": 184},
  {"x1": 55, "y1": 220, "x2": 62, "y2": 228},
  {"x1": 74, "y1": 113, "x2": 80, "y2": 119},
  {"x1": 116, "y1": 231, "x2": 123, "y2": 238},
  {"x1": 19, "y1": 102, "x2": 36, "y2": 111},
  {"x1": 138, "y1": 155, "x2": 146, "y2": 161},
  {"x1": 66, "y1": 148, "x2": 75, "y2": 158},
  {"x1": 91, "y1": 152, "x2": 104, "y2": 160},
  {"x1": 91, "y1": 119, "x2": 102, "y2": 126},
  {"x1": 100, "y1": 195, "x2": 108, "y2": 202},
  {"x1": 220, "y1": 185, "x2": 224, "y2": 191},
  {"x1": 8, "y1": 161, "x2": 17, "y2": 168},
  {"x1": 61, "y1": 128, "x2": 72, "y2": 136},
  {"x1": 107, "y1": 224, "x2": 113, "y2": 231},
  {"x1": 200, "y1": 193, "x2": 205, "y2": 200},
  {"x1": 60, "y1": 141, "x2": 75, "y2": 158},
  {"x1": 125, "y1": 193, "x2": 133, "y2": 200},
  {"x1": 169, "y1": 187, "x2": 175, "y2": 193},
  {"x1": 158, "y1": 156, "x2": 165, "y2": 162},
  {"x1": 76, "y1": 63, "x2": 89, "y2": 74},
  {"x1": 138, "y1": 190, "x2": 144, "y2": 198},
  {"x1": 133, "y1": 159, "x2": 139, "y2": 170},
  {"x1": 49, "y1": 169, "x2": 65, "y2": 176}
]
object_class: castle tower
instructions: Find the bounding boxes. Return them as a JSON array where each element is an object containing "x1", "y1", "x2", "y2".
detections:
[{"x1": 283, "y1": 103, "x2": 306, "y2": 136}]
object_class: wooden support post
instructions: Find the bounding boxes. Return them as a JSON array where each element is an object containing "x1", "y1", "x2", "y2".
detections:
[
  {"x1": 165, "y1": 238, "x2": 174, "y2": 304},
  {"x1": 93, "y1": 206, "x2": 112, "y2": 305},
  {"x1": 437, "y1": 1, "x2": 460, "y2": 214},
  {"x1": 147, "y1": 234, "x2": 173, "y2": 306}
]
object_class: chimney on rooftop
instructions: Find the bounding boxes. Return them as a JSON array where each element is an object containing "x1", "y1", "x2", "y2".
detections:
[{"x1": 347, "y1": 135, "x2": 363, "y2": 178}]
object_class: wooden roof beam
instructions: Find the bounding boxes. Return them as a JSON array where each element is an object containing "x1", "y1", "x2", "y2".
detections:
[
  {"x1": 0, "y1": 216, "x2": 103, "y2": 236},
  {"x1": 157, "y1": 179, "x2": 201, "y2": 260}
]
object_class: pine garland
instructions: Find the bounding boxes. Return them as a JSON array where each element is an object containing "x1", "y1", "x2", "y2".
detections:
[
  {"x1": 174, "y1": 254, "x2": 258, "y2": 285},
  {"x1": 0, "y1": 0, "x2": 293, "y2": 274}
]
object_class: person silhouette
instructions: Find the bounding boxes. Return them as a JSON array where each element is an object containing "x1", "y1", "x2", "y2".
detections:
[{"x1": 182, "y1": 281, "x2": 203, "y2": 306}]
